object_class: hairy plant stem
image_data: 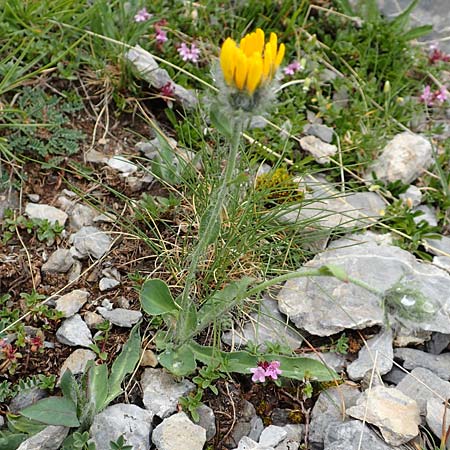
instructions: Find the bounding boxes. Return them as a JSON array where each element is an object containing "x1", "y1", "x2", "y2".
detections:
[{"x1": 175, "y1": 118, "x2": 243, "y2": 345}]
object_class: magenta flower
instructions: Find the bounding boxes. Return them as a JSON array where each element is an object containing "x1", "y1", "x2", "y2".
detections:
[
  {"x1": 156, "y1": 28, "x2": 168, "y2": 44},
  {"x1": 420, "y1": 85, "x2": 434, "y2": 106},
  {"x1": 265, "y1": 361, "x2": 282, "y2": 380},
  {"x1": 251, "y1": 366, "x2": 267, "y2": 383},
  {"x1": 178, "y1": 43, "x2": 200, "y2": 63},
  {"x1": 435, "y1": 86, "x2": 448, "y2": 103},
  {"x1": 134, "y1": 7, "x2": 152, "y2": 23},
  {"x1": 283, "y1": 61, "x2": 303, "y2": 76}
]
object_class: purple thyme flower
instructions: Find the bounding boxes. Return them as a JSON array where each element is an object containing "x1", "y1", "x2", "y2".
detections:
[
  {"x1": 156, "y1": 28, "x2": 168, "y2": 44},
  {"x1": 435, "y1": 86, "x2": 448, "y2": 103},
  {"x1": 420, "y1": 85, "x2": 434, "y2": 106},
  {"x1": 250, "y1": 360, "x2": 282, "y2": 383},
  {"x1": 250, "y1": 366, "x2": 267, "y2": 383},
  {"x1": 178, "y1": 43, "x2": 200, "y2": 63},
  {"x1": 265, "y1": 360, "x2": 282, "y2": 380},
  {"x1": 283, "y1": 61, "x2": 303, "y2": 76},
  {"x1": 134, "y1": 7, "x2": 152, "y2": 23}
]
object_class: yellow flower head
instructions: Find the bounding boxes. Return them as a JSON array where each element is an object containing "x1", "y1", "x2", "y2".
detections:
[{"x1": 220, "y1": 28, "x2": 285, "y2": 95}]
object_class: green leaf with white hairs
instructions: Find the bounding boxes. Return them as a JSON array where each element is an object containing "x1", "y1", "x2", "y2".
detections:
[
  {"x1": 87, "y1": 363, "x2": 109, "y2": 413},
  {"x1": 140, "y1": 279, "x2": 179, "y2": 316},
  {"x1": 20, "y1": 397, "x2": 80, "y2": 427}
]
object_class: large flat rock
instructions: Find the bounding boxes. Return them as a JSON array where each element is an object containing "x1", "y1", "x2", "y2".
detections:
[{"x1": 277, "y1": 232, "x2": 450, "y2": 336}]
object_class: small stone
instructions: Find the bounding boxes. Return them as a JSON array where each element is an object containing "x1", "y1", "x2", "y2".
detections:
[
  {"x1": 41, "y1": 249, "x2": 74, "y2": 273},
  {"x1": 107, "y1": 156, "x2": 138, "y2": 175},
  {"x1": 68, "y1": 260, "x2": 82, "y2": 283},
  {"x1": 84, "y1": 311, "x2": 104, "y2": 329},
  {"x1": 424, "y1": 235, "x2": 450, "y2": 258},
  {"x1": 0, "y1": 189, "x2": 19, "y2": 219},
  {"x1": 399, "y1": 185, "x2": 422, "y2": 207},
  {"x1": 69, "y1": 204, "x2": 97, "y2": 230},
  {"x1": 141, "y1": 368, "x2": 195, "y2": 418},
  {"x1": 299, "y1": 135, "x2": 337, "y2": 164},
  {"x1": 347, "y1": 329, "x2": 393, "y2": 381},
  {"x1": 426, "y1": 398, "x2": 450, "y2": 448},
  {"x1": 140, "y1": 349, "x2": 158, "y2": 367},
  {"x1": 233, "y1": 437, "x2": 272, "y2": 450},
  {"x1": 93, "y1": 212, "x2": 117, "y2": 223},
  {"x1": 55, "y1": 289, "x2": 89, "y2": 318},
  {"x1": 99, "y1": 277, "x2": 120, "y2": 292},
  {"x1": 101, "y1": 298, "x2": 114, "y2": 310},
  {"x1": 413, "y1": 205, "x2": 438, "y2": 227},
  {"x1": 346, "y1": 386, "x2": 420, "y2": 446},
  {"x1": 85, "y1": 149, "x2": 108, "y2": 163},
  {"x1": 59, "y1": 349, "x2": 96, "y2": 382},
  {"x1": 433, "y1": 256, "x2": 450, "y2": 273},
  {"x1": 89, "y1": 403, "x2": 153, "y2": 450},
  {"x1": 426, "y1": 332, "x2": 450, "y2": 354},
  {"x1": 152, "y1": 412, "x2": 206, "y2": 450},
  {"x1": 303, "y1": 123, "x2": 334, "y2": 143},
  {"x1": 259, "y1": 425, "x2": 287, "y2": 447},
  {"x1": 196, "y1": 404, "x2": 216, "y2": 441},
  {"x1": 27, "y1": 193, "x2": 40, "y2": 203},
  {"x1": 17, "y1": 425, "x2": 69, "y2": 450},
  {"x1": 25, "y1": 203, "x2": 68, "y2": 226},
  {"x1": 229, "y1": 399, "x2": 264, "y2": 446},
  {"x1": 70, "y1": 226, "x2": 112, "y2": 259},
  {"x1": 9, "y1": 387, "x2": 48, "y2": 413},
  {"x1": 366, "y1": 132, "x2": 433, "y2": 184},
  {"x1": 97, "y1": 307, "x2": 142, "y2": 328},
  {"x1": 56, "y1": 314, "x2": 93, "y2": 347},
  {"x1": 275, "y1": 424, "x2": 303, "y2": 450},
  {"x1": 382, "y1": 366, "x2": 407, "y2": 386},
  {"x1": 395, "y1": 347, "x2": 450, "y2": 380}
]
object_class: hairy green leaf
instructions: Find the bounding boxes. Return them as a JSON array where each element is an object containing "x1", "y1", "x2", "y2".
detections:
[
  {"x1": 20, "y1": 397, "x2": 80, "y2": 427},
  {"x1": 140, "y1": 279, "x2": 179, "y2": 316}
]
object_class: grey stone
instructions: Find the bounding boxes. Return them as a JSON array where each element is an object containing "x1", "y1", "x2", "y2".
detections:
[
  {"x1": 196, "y1": 404, "x2": 216, "y2": 441},
  {"x1": 233, "y1": 437, "x2": 273, "y2": 450},
  {"x1": 59, "y1": 349, "x2": 96, "y2": 382},
  {"x1": 85, "y1": 149, "x2": 108, "y2": 163},
  {"x1": 346, "y1": 385, "x2": 420, "y2": 446},
  {"x1": 126, "y1": 45, "x2": 197, "y2": 109},
  {"x1": 99, "y1": 277, "x2": 120, "y2": 292},
  {"x1": 17, "y1": 425, "x2": 69, "y2": 450},
  {"x1": 399, "y1": 185, "x2": 422, "y2": 207},
  {"x1": 394, "y1": 326, "x2": 432, "y2": 347},
  {"x1": 25, "y1": 203, "x2": 68, "y2": 226},
  {"x1": 347, "y1": 329, "x2": 393, "y2": 381},
  {"x1": 97, "y1": 307, "x2": 142, "y2": 328},
  {"x1": 222, "y1": 296, "x2": 303, "y2": 351},
  {"x1": 141, "y1": 368, "x2": 195, "y2": 418},
  {"x1": 425, "y1": 235, "x2": 450, "y2": 257},
  {"x1": 303, "y1": 123, "x2": 334, "y2": 143},
  {"x1": 55, "y1": 289, "x2": 89, "y2": 318},
  {"x1": 41, "y1": 249, "x2": 74, "y2": 273},
  {"x1": 0, "y1": 189, "x2": 19, "y2": 219},
  {"x1": 282, "y1": 177, "x2": 385, "y2": 230},
  {"x1": 69, "y1": 204, "x2": 97, "y2": 230},
  {"x1": 277, "y1": 232, "x2": 450, "y2": 336},
  {"x1": 303, "y1": 351, "x2": 347, "y2": 373},
  {"x1": 250, "y1": 115, "x2": 268, "y2": 129},
  {"x1": 309, "y1": 384, "x2": 360, "y2": 446},
  {"x1": 426, "y1": 398, "x2": 450, "y2": 448},
  {"x1": 413, "y1": 205, "x2": 438, "y2": 227},
  {"x1": 56, "y1": 314, "x2": 93, "y2": 347},
  {"x1": 426, "y1": 332, "x2": 450, "y2": 354},
  {"x1": 70, "y1": 226, "x2": 112, "y2": 259},
  {"x1": 93, "y1": 212, "x2": 116, "y2": 223},
  {"x1": 366, "y1": 132, "x2": 432, "y2": 184},
  {"x1": 259, "y1": 425, "x2": 287, "y2": 447},
  {"x1": 152, "y1": 412, "x2": 206, "y2": 450},
  {"x1": 106, "y1": 156, "x2": 138, "y2": 175},
  {"x1": 274, "y1": 424, "x2": 303, "y2": 450},
  {"x1": 9, "y1": 388, "x2": 48, "y2": 414},
  {"x1": 323, "y1": 420, "x2": 394, "y2": 450},
  {"x1": 395, "y1": 347, "x2": 450, "y2": 379},
  {"x1": 89, "y1": 403, "x2": 153, "y2": 450},
  {"x1": 433, "y1": 256, "x2": 450, "y2": 273},
  {"x1": 84, "y1": 311, "x2": 104, "y2": 329},
  {"x1": 397, "y1": 367, "x2": 450, "y2": 415},
  {"x1": 299, "y1": 135, "x2": 337, "y2": 164},
  {"x1": 136, "y1": 137, "x2": 178, "y2": 160},
  {"x1": 382, "y1": 366, "x2": 408, "y2": 385},
  {"x1": 229, "y1": 400, "x2": 264, "y2": 447},
  {"x1": 68, "y1": 260, "x2": 82, "y2": 283}
]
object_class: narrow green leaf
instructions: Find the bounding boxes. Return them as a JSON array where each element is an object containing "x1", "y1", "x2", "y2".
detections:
[
  {"x1": 391, "y1": 0, "x2": 419, "y2": 29},
  {"x1": 106, "y1": 323, "x2": 141, "y2": 405},
  {"x1": 60, "y1": 368, "x2": 78, "y2": 407},
  {"x1": 401, "y1": 25, "x2": 433, "y2": 41},
  {"x1": 140, "y1": 279, "x2": 179, "y2": 316},
  {"x1": 20, "y1": 397, "x2": 80, "y2": 427},
  {"x1": 87, "y1": 364, "x2": 109, "y2": 413}
]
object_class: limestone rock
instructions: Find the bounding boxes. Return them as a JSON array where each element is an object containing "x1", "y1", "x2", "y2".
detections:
[
  {"x1": 106, "y1": 156, "x2": 138, "y2": 175},
  {"x1": 426, "y1": 398, "x2": 450, "y2": 449},
  {"x1": 59, "y1": 349, "x2": 96, "y2": 382},
  {"x1": 259, "y1": 425, "x2": 287, "y2": 447},
  {"x1": 56, "y1": 314, "x2": 93, "y2": 347},
  {"x1": 300, "y1": 135, "x2": 337, "y2": 164},
  {"x1": 70, "y1": 226, "x2": 112, "y2": 259},
  {"x1": 25, "y1": 202, "x2": 68, "y2": 226},
  {"x1": 366, "y1": 132, "x2": 432, "y2": 183},
  {"x1": 303, "y1": 123, "x2": 334, "y2": 143},
  {"x1": 196, "y1": 404, "x2": 216, "y2": 441},
  {"x1": 41, "y1": 249, "x2": 74, "y2": 273},
  {"x1": 152, "y1": 412, "x2": 206, "y2": 450},
  {"x1": 399, "y1": 185, "x2": 422, "y2": 207},
  {"x1": 69, "y1": 204, "x2": 97, "y2": 230},
  {"x1": 97, "y1": 307, "x2": 142, "y2": 328},
  {"x1": 141, "y1": 368, "x2": 195, "y2": 418},
  {"x1": 99, "y1": 277, "x2": 120, "y2": 292},
  {"x1": 17, "y1": 425, "x2": 69, "y2": 450},
  {"x1": 89, "y1": 403, "x2": 153, "y2": 450},
  {"x1": 395, "y1": 347, "x2": 450, "y2": 379},
  {"x1": 55, "y1": 289, "x2": 89, "y2": 318},
  {"x1": 346, "y1": 386, "x2": 420, "y2": 446}
]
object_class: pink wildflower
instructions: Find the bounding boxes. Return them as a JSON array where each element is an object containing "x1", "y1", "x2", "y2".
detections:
[
  {"x1": 155, "y1": 28, "x2": 168, "y2": 44},
  {"x1": 265, "y1": 361, "x2": 282, "y2": 380},
  {"x1": 178, "y1": 43, "x2": 200, "y2": 63},
  {"x1": 134, "y1": 8, "x2": 152, "y2": 23},
  {"x1": 283, "y1": 61, "x2": 303, "y2": 76},
  {"x1": 435, "y1": 86, "x2": 448, "y2": 103},
  {"x1": 420, "y1": 85, "x2": 434, "y2": 106},
  {"x1": 251, "y1": 366, "x2": 267, "y2": 383}
]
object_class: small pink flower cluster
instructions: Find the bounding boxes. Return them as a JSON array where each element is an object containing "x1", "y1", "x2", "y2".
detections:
[
  {"x1": 283, "y1": 60, "x2": 303, "y2": 76},
  {"x1": 420, "y1": 85, "x2": 448, "y2": 106},
  {"x1": 177, "y1": 42, "x2": 201, "y2": 63},
  {"x1": 250, "y1": 360, "x2": 282, "y2": 383},
  {"x1": 428, "y1": 43, "x2": 450, "y2": 64},
  {"x1": 134, "y1": 7, "x2": 152, "y2": 23}
]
